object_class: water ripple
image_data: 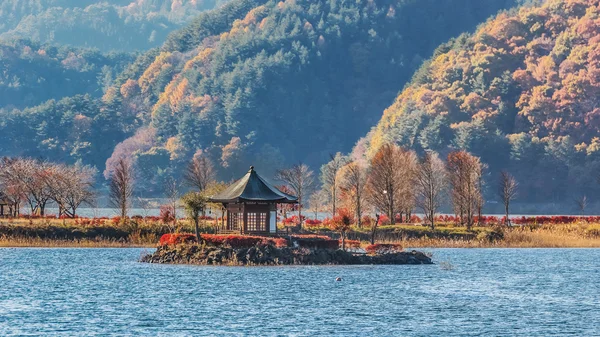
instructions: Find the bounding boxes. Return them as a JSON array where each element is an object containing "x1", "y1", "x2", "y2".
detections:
[{"x1": 0, "y1": 248, "x2": 599, "y2": 336}]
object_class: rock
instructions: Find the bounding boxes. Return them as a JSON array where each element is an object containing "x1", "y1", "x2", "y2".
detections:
[{"x1": 140, "y1": 244, "x2": 433, "y2": 266}]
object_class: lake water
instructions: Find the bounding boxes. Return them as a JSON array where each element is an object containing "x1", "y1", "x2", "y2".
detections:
[{"x1": 0, "y1": 248, "x2": 598, "y2": 336}]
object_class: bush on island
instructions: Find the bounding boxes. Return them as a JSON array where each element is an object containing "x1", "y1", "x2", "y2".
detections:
[
  {"x1": 159, "y1": 233, "x2": 197, "y2": 246},
  {"x1": 159, "y1": 233, "x2": 288, "y2": 248},
  {"x1": 159, "y1": 233, "x2": 344, "y2": 250}
]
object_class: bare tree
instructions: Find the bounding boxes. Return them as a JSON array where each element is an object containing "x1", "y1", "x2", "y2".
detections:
[
  {"x1": 414, "y1": 152, "x2": 447, "y2": 229},
  {"x1": 320, "y1": 153, "x2": 347, "y2": 217},
  {"x1": 277, "y1": 164, "x2": 315, "y2": 228},
  {"x1": 366, "y1": 144, "x2": 416, "y2": 225},
  {"x1": 109, "y1": 158, "x2": 134, "y2": 219},
  {"x1": 575, "y1": 195, "x2": 588, "y2": 216},
  {"x1": 309, "y1": 190, "x2": 328, "y2": 220},
  {"x1": 0, "y1": 158, "x2": 95, "y2": 217},
  {"x1": 44, "y1": 164, "x2": 95, "y2": 218},
  {"x1": 184, "y1": 153, "x2": 216, "y2": 192},
  {"x1": 0, "y1": 158, "x2": 25, "y2": 216},
  {"x1": 64, "y1": 165, "x2": 96, "y2": 218},
  {"x1": 498, "y1": 171, "x2": 518, "y2": 225},
  {"x1": 447, "y1": 151, "x2": 483, "y2": 230},
  {"x1": 164, "y1": 176, "x2": 181, "y2": 226},
  {"x1": 8, "y1": 159, "x2": 53, "y2": 216},
  {"x1": 340, "y1": 161, "x2": 368, "y2": 227}
]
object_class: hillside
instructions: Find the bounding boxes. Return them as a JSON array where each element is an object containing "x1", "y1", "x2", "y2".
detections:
[
  {"x1": 0, "y1": 0, "x2": 227, "y2": 52},
  {"x1": 100, "y1": 0, "x2": 525, "y2": 189},
  {"x1": 355, "y1": 0, "x2": 600, "y2": 202},
  {"x1": 0, "y1": 39, "x2": 133, "y2": 109}
]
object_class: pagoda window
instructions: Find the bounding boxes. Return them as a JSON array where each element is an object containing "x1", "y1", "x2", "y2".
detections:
[{"x1": 247, "y1": 213, "x2": 258, "y2": 231}]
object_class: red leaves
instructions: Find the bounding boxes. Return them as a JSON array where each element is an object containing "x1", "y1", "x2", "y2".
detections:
[
  {"x1": 159, "y1": 233, "x2": 197, "y2": 246},
  {"x1": 282, "y1": 215, "x2": 305, "y2": 225},
  {"x1": 199, "y1": 234, "x2": 289, "y2": 248},
  {"x1": 159, "y1": 233, "x2": 290, "y2": 248},
  {"x1": 365, "y1": 243, "x2": 403, "y2": 255}
]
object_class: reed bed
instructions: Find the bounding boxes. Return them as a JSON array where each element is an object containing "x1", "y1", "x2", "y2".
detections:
[{"x1": 379, "y1": 222, "x2": 600, "y2": 248}]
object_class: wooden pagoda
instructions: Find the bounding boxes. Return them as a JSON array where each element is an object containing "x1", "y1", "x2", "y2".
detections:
[{"x1": 209, "y1": 166, "x2": 297, "y2": 235}]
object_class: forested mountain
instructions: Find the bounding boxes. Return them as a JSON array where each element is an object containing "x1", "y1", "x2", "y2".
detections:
[
  {"x1": 0, "y1": 39, "x2": 133, "y2": 109},
  {"x1": 354, "y1": 0, "x2": 600, "y2": 202},
  {"x1": 103, "y1": 0, "x2": 524, "y2": 191},
  {"x1": 0, "y1": 0, "x2": 227, "y2": 52},
  {"x1": 0, "y1": 0, "x2": 526, "y2": 194}
]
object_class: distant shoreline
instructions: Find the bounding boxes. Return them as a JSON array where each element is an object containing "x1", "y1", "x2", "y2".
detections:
[{"x1": 2, "y1": 217, "x2": 600, "y2": 249}]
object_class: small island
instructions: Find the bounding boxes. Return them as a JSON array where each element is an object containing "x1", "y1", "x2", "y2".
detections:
[{"x1": 140, "y1": 233, "x2": 432, "y2": 266}]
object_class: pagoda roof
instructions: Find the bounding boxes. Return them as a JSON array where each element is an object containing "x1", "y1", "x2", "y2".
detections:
[{"x1": 208, "y1": 166, "x2": 298, "y2": 204}]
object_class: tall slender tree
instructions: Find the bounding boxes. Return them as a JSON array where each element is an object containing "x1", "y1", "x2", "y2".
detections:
[
  {"x1": 340, "y1": 161, "x2": 368, "y2": 227},
  {"x1": 414, "y1": 152, "x2": 447, "y2": 229},
  {"x1": 184, "y1": 153, "x2": 216, "y2": 192},
  {"x1": 498, "y1": 171, "x2": 518, "y2": 225},
  {"x1": 447, "y1": 151, "x2": 483, "y2": 230},
  {"x1": 366, "y1": 144, "x2": 416, "y2": 225},
  {"x1": 320, "y1": 153, "x2": 347, "y2": 217},
  {"x1": 109, "y1": 158, "x2": 134, "y2": 219}
]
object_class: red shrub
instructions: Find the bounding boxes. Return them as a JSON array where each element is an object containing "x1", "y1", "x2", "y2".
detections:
[
  {"x1": 365, "y1": 243, "x2": 403, "y2": 255},
  {"x1": 268, "y1": 238, "x2": 289, "y2": 248},
  {"x1": 159, "y1": 233, "x2": 198, "y2": 246},
  {"x1": 305, "y1": 219, "x2": 322, "y2": 226},
  {"x1": 378, "y1": 214, "x2": 391, "y2": 225},
  {"x1": 282, "y1": 215, "x2": 305, "y2": 225},
  {"x1": 199, "y1": 234, "x2": 290, "y2": 248},
  {"x1": 409, "y1": 215, "x2": 422, "y2": 223}
]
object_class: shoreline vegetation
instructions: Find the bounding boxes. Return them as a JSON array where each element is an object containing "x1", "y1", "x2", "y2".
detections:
[{"x1": 2, "y1": 215, "x2": 600, "y2": 249}]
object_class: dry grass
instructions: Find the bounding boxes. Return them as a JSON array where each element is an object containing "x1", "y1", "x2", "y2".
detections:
[
  {"x1": 0, "y1": 237, "x2": 154, "y2": 248},
  {"x1": 386, "y1": 222, "x2": 600, "y2": 248},
  {"x1": 2, "y1": 218, "x2": 600, "y2": 248}
]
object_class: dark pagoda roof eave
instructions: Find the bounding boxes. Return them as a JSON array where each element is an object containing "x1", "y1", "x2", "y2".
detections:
[
  {"x1": 207, "y1": 166, "x2": 299, "y2": 204},
  {"x1": 209, "y1": 196, "x2": 298, "y2": 204}
]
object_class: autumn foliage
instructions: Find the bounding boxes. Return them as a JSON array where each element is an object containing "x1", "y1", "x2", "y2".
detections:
[
  {"x1": 159, "y1": 233, "x2": 197, "y2": 246},
  {"x1": 361, "y1": 0, "x2": 600, "y2": 201}
]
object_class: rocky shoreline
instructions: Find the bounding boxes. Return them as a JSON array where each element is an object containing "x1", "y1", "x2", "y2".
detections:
[{"x1": 140, "y1": 244, "x2": 433, "y2": 266}]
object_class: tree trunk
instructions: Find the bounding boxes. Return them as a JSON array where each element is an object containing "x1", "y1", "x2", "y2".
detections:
[
  {"x1": 430, "y1": 209, "x2": 435, "y2": 230},
  {"x1": 341, "y1": 231, "x2": 346, "y2": 251},
  {"x1": 371, "y1": 215, "x2": 380, "y2": 245},
  {"x1": 194, "y1": 215, "x2": 200, "y2": 242},
  {"x1": 298, "y1": 196, "x2": 303, "y2": 231}
]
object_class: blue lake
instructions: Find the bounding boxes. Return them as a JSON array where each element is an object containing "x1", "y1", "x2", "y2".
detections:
[{"x1": 0, "y1": 248, "x2": 598, "y2": 336}]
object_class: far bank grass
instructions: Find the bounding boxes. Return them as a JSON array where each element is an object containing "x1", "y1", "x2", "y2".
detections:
[
  {"x1": 379, "y1": 223, "x2": 600, "y2": 248},
  {"x1": 0, "y1": 218, "x2": 171, "y2": 248},
  {"x1": 2, "y1": 218, "x2": 600, "y2": 248},
  {"x1": 0, "y1": 237, "x2": 153, "y2": 248}
]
